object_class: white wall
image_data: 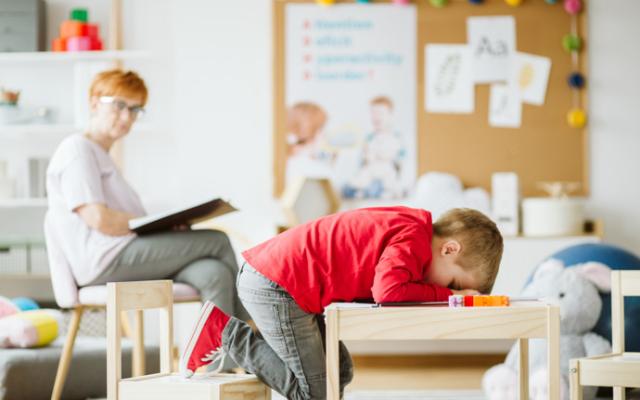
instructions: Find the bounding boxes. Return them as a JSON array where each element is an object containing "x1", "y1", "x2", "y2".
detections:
[
  {"x1": 123, "y1": 0, "x2": 278, "y2": 248},
  {"x1": 586, "y1": 0, "x2": 640, "y2": 256}
]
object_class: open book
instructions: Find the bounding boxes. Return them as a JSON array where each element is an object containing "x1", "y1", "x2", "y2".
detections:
[{"x1": 128, "y1": 198, "x2": 237, "y2": 235}]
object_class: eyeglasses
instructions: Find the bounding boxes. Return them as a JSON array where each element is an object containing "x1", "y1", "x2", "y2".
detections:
[{"x1": 98, "y1": 96, "x2": 145, "y2": 118}]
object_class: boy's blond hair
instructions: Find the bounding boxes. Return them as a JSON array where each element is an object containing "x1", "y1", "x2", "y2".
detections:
[
  {"x1": 433, "y1": 208, "x2": 503, "y2": 294},
  {"x1": 89, "y1": 69, "x2": 148, "y2": 106}
]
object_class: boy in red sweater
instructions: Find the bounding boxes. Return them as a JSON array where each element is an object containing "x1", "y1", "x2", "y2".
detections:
[{"x1": 180, "y1": 206, "x2": 503, "y2": 400}]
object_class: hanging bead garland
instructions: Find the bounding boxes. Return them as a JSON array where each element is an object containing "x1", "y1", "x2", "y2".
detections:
[{"x1": 563, "y1": 0, "x2": 586, "y2": 128}]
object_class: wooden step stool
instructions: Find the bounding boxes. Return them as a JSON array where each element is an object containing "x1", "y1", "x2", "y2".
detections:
[{"x1": 107, "y1": 280, "x2": 271, "y2": 400}]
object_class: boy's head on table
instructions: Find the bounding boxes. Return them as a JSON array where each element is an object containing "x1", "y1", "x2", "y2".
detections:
[{"x1": 428, "y1": 208, "x2": 503, "y2": 295}]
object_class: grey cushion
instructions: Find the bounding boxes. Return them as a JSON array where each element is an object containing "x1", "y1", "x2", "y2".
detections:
[{"x1": 0, "y1": 337, "x2": 159, "y2": 400}]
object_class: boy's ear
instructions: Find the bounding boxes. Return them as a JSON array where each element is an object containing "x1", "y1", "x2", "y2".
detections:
[{"x1": 441, "y1": 240, "x2": 461, "y2": 256}]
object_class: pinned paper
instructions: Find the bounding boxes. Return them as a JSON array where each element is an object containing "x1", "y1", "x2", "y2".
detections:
[
  {"x1": 285, "y1": 4, "x2": 417, "y2": 200},
  {"x1": 425, "y1": 44, "x2": 474, "y2": 114},
  {"x1": 489, "y1": 84, "x2": 521, "y2": 128},
  {"x1": 511, "y1": 52, "x2": 551, "y2": 105},
  {"x1": 467, "y1": 16, "x2": 516, "y2": 83}
]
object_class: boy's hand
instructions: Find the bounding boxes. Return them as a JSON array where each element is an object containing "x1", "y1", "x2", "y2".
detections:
[{"x1": 451, "y1": 289, "x2": 480, "y2": 296}]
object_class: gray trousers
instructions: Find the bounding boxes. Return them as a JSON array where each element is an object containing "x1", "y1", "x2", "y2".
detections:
[
  {"x1": 223, "y1": 263, "x2": 354, "y2": 400},
  {"x1": 87, "y1": 229, "x2": 250, "y2": 322}
]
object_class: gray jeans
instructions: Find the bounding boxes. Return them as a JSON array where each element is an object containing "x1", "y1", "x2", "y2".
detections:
[
  {"x1": 86, "y1": 229, "x2": 250, "y2": 321},
  {"x1": 223, "y1": 263, "x2": 354, "y2": 400}
]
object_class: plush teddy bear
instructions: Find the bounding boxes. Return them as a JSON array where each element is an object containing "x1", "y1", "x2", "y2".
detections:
[{"x1": 482, "y1": 259, "x2": 613, "y2": 400}]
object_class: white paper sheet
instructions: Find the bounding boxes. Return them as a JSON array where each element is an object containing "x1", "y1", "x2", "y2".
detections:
[
  {"x1": 425, "y1": 44, "x2": 474, "y2": 114},
  {"x1": 511, "y1": 52, "x2": 552, "y2": 106},
  {"x1": 489, "y1": 84, "x2": 521, "y2": 128},
  {"x1": 467, "y1": 16, "x2": 516, "y2": 83}
]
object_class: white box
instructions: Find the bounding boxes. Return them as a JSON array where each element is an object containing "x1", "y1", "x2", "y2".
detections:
[
  {"x1": 491, "y1": 172, "x2": 520, "y2": 236},
  {"x1": 522, "y1": 197, "x2": 585, "y2": 237}
]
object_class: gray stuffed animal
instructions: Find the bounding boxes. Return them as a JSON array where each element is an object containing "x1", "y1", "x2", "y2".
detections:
[{"x1": 482, "y1": 259, "x2": 612, "y2": 400}]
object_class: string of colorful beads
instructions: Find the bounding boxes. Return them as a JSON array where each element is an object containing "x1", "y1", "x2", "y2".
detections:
[{"x1": 562, "y1": 0, "x2": 587, "y2": 128}]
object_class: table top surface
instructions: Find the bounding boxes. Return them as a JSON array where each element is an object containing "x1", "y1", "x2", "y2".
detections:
[
  {"x1": 326, "y1": 300, "x2": 558, "y2": 340},
  {"x1": 328, "y1": 300, "x2": 553, "y2": 311}
]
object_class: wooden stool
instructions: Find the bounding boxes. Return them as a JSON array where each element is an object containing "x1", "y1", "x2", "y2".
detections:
[
  {"x1": 570, "y1": 271, "x2": 640, "y2": 400},
  {"x1": 107, "y1": 280, "x2": 270, "y2": 400}
]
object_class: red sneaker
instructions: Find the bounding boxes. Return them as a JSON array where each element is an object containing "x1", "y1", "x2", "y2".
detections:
[{"x1": 179, "y1": 301, "x2": 231, "y2": 378}]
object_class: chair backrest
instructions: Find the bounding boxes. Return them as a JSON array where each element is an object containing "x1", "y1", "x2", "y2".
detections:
[
  {"x1": 611, "y1": 270, "x2": 640, "y2": 353},
  {"x1": 43, "y1": 212, "x2": 80, "y2": 308},
  {"x1": 107, "y1": 280, "x2": 174, "y2": 400}
]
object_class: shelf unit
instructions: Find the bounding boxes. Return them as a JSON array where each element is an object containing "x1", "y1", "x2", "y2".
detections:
[
  {"x1": 0, "y1": 49, "x2": 150, "y2": 63},
  {"x1": 0, "y1": 122, "x2": 153, "y2": 136},
  {"x1": 0, "y1": 198, "x2": 47, "y2": 207},
  {"x1": 0, "y1": 0, "x2": 137, "y2": 290}
]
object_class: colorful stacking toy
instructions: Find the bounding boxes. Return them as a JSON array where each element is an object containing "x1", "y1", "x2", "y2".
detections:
[
  {"x1": 51, "y1": 8, "x2": 103, "y2": 52},
  {"x1": 448, "y1": 294, "x2": 511, "y2": 307}
]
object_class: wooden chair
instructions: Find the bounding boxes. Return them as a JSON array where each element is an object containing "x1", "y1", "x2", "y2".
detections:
[
  {"x1": 107, "y1": 280, "x2": 270, "y2": 400},
  {"x1": 570, "y1": 270, "x2": 640, "y2": 399},
  {"x1": 44, "y1": 217, "x2": 201, "y2": 400}
]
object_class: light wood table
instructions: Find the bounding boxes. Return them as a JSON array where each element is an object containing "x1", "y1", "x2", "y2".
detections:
[{"x1": 325, "y1": 301, "x2": 560, "y2": 400}]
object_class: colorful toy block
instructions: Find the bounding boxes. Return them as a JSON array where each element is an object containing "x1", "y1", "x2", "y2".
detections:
[
  {"x1": 60, "y1": 20, "x2": 87, "y2": 39},
  {"x1": 71, "y1": 8, "x2": 88, "y2": 23},
  {"x1": 87, "y1": 23, "x2": 99, "y2": 38},
  {"x1": 448, "y1": 294, "x2": 464, "y2": 307},
  {"x1": 52, "y1": 38, "x2": 66, "y2": 52},
  {"x1": 451, "y1": 295, "x2": 510, "y2": 307},
  {"x1": 67, "y1": 36, "x2": 92, "y2": 52},
  {"x1": 464, "y1": 295, "x2": 474, "y2": 307},
  {"x1": 52, "y1": 10, "x2": 103, "y2": 52}
]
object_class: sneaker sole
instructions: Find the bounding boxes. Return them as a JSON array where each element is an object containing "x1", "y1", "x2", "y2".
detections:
[{"x1": 179, "y1": 301, "x2": 215, "y2": 377}]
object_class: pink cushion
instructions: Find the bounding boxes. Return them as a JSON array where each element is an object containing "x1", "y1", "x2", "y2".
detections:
[
  {"x1": 78, "y1": 283, "x2": 200, "y2": 306},
  {"x1": 0, "y1": 296, "x2": 20, "y2": 319}
]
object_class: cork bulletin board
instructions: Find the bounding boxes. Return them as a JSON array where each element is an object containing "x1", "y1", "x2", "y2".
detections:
[{"x1": 272, "y1": 0, "x2": 589, "y2": 197}]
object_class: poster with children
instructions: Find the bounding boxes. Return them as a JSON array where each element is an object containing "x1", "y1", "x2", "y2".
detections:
[{"x1": 284, "y1": 4, "x2": 417, "y2": 200}]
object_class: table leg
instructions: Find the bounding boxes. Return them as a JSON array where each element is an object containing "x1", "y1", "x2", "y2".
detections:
[
  {"x1": 326, "y1": 309, "x2": 340, "y2": 400},
  {"x1": 548, "y1": 306, "x2": 561, "y2": 400},
  {"x1": 613, "y1": 386, "x2": 626, "y2": 400},
  {"x1": 519, "y1": 338, "x2": 529, "y2": 400},
  {"x1": 569, "y1": 359, "x2": 583, "y2": 400}
]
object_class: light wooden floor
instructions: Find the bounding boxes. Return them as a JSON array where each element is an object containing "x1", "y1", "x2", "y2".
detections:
[{"x1": 349, "y1": 355, "x2": 504, "y2": 391}]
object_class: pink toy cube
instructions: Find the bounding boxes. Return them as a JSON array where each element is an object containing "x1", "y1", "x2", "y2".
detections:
[{"x1": 67, "y1": 36, "x2": 92, "y2": 52}]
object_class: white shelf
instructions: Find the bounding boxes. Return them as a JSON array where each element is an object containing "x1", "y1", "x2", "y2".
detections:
[
  {"x1": 0, "y1": 124, "x2": 77, "y2": 135},
  {"x1": 0, "y1": 50, "x2": 151, "y2": 63},
  {"x1": 0, "y1": 198, "x2": 47, "y2": 207},
  {"x1": 0, "y1": 122, "x2": 153, "y2": 136}
]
